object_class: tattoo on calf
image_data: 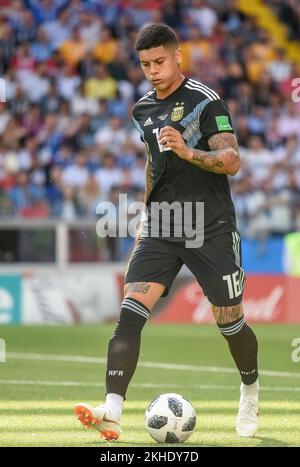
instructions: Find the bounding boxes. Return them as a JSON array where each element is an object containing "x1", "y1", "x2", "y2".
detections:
[
  {"x1": 211, "y1": 304, "x2": 243, "y2": 325},
  {"x1": 127, "y1": 282, "x2": 151, "y2": 294}
]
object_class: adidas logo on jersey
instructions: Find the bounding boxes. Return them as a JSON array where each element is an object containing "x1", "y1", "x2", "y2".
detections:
[{"x1": 144, "y1": 117, "x2": 153, "y2": 126}]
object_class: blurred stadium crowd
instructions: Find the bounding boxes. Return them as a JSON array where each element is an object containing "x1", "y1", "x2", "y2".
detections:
[{"x1": 0, "y1": 0, "x2": 300, "y2": 239}]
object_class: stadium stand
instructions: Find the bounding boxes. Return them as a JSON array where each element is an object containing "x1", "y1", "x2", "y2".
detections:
[{"x1": 0, "y1": 0, "x2": 300, "y2": 261}]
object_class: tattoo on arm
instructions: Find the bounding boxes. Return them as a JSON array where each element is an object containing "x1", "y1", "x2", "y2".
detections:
[
  {"x1": 189, "y1": 132, "x2": 240, "y2": 176},
  {"x1": 208, "y1": 132, "x2": 239, "y2": 152},
  {"x1": 126, "y1": 282, "x2": 151, "y2": 294},
  {"x1": 211, "y1": 303, "x2": 243, "y2": 325}
]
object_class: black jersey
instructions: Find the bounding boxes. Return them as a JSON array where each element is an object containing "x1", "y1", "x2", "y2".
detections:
[{"x1": 132, "y1": 77, "x2": 237, "y2": 241}]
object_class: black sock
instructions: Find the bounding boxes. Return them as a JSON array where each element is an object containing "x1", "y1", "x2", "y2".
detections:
[
  {"x1": 106, "y1": 297, "x2": 149, "y2": 399},
  {"x1": 218, "y1": 316, "x2": 258, "y2": 385}
]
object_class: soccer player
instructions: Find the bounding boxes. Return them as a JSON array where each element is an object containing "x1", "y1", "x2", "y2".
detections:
[{"x1": 75, "y1": 23, "x2": 259, "y2": 440}]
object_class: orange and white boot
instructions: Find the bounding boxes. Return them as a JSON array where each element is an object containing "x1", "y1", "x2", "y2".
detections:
[{"x1": 75, "y1": 403, "x2": 121, "y2": 441}]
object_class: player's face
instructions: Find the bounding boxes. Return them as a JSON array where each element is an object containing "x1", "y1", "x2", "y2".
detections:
[{"x1": 139, "y1": 45, "x2": 182, "y2": 91}]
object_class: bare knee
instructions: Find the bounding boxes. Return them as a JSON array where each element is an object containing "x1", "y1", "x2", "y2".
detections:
[{"x1": 211, "y1": 303, "x2": 243, "y2": 325}]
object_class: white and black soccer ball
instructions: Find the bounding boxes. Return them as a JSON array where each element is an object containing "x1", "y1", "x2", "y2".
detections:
[{"x1": 145, "y1": 393, "x2": 197, "y2": 444}]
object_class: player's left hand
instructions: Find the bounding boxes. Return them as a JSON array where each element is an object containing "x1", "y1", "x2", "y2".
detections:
[{"x1": 159, "y1": 126, "x2": 192, "y2": 160}]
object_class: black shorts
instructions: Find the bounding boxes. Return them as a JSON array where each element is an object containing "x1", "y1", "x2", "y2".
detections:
[{"x1": 124, "y1": 232, "x2": 245, "y2": 306}]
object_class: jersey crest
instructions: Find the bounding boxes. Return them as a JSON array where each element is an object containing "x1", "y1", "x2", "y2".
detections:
[{"x1": 171, "y1": 102, "x2": 184, "y2": 121}]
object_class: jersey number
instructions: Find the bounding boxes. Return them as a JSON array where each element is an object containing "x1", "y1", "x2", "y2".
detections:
[
  {"x1": 152, "y1": 128, "x2": 172, "y2": 153},
  {"x1": 223, "y1": 271, "x2": 242, "y2": 299}
]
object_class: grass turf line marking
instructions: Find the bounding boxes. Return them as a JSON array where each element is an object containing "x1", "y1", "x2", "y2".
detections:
[
  {"x1": 0, "y1": 379, "x2": 300, "y2": 393},
  {"x1": 6, "y1": 352, "x2": 300, "y2": 379}
]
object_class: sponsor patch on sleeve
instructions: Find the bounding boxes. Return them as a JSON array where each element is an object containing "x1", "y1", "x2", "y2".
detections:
[{"x1": 215, "y1": 115, "x2": 232, "y2": 131}]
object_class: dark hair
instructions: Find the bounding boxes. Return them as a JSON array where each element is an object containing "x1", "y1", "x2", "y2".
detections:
[{"x1": 135, "y1": 23, "x2": 178, "y2": 51}]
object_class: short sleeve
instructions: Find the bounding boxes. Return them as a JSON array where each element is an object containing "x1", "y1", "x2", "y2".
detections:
[
  {"x1": 132, "y1": 110, "x2": 145, "y2": 143},
  {"x1": 199, "y1": 99, "x2": 235, "y2": 140}
]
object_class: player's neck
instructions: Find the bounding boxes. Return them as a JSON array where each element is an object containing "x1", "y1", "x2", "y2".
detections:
[{"x1": 155, "y1": 73, "x2": 185, "y2": 100}]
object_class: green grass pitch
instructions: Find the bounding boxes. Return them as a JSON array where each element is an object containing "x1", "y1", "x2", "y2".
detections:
[{"x1": 1, "y1": 323, "x2": 300, "y2": 447}]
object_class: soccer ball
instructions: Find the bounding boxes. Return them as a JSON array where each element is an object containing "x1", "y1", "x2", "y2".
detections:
[{"x1": 145, "y1": 393, "x2": 196, "y2": 444}]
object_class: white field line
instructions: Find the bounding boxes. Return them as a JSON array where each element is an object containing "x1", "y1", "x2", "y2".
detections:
[
  {"x1": 6, "y1": 352, "x2": 300, "y2": 379},
  {"x1": 0, "y1": 379, "x2": 300, "y2": 393}
]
